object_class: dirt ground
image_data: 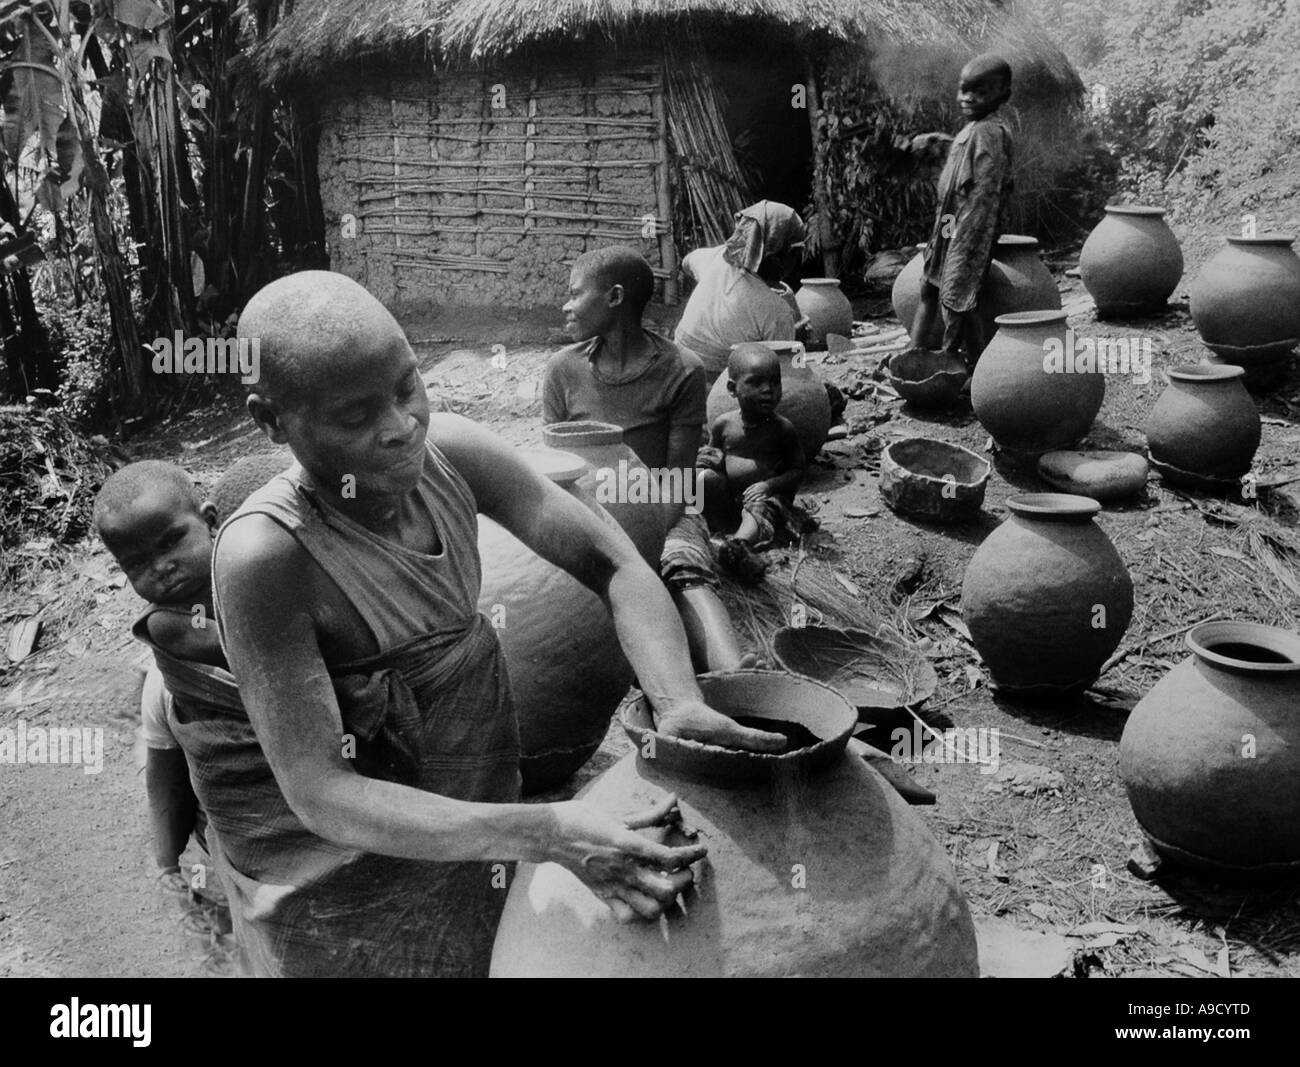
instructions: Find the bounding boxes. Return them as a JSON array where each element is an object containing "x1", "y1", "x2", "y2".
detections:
[{"x1": 3, "y1": 260, "x2": 1300, "y2": 978}]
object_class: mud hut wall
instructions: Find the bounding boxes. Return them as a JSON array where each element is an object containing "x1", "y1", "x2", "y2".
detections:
[{"x1": 316, "y1": 61, "x2": 667, "y2": 312}]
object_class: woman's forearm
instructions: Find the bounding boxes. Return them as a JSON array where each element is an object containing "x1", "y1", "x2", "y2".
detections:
[
  {"x1": 599, "y1": 558, "x2": 703, "y2": 713},
  {"x1": 296, "y1": 770, "x2": 560, "y2": 864}
]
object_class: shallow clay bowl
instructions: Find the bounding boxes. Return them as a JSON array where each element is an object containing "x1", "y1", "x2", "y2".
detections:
[
  {"x1": 619, "y1": 669, "x2": 856, "y2": 787},
  {"x1": 517, "y1": 446, "x2": 586, "y2": 485},
  {"x1": 772, "y1": 626, "x2": 938, "y2": 722},
  {"x1": 880, "y1": 437, "x2": 991, "y2": 523},
  {"x1": 885, "y1": 348, "x2": 969, "y2": 408}
]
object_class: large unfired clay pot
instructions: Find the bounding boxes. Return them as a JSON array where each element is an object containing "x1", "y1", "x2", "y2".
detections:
[
  {"x1": 971, "y1": 309, "x2": 1105, "y2": 455},
  {"x1": 1144, "y1": 364, "x2": 1260, "y2": 489},
  {"x1": 795, "y1": 277, "x2": 853, "y2": 348},
  {"x1": 490, "y1": 671, "x2": 979, "y2": 977},
  {"x1": 961, "y1": 493, "x2": 1133, "y2": 699},
  {"x1": 706, "y1": 340, "x2": 832, "y2": 460},
  {"x1": 1079, "y1": 205, "x2": 1183, "y2": 318},
  {"x1": 1189, "y1": 233, "x2": 1300, "y2": 372},
  {"x1": 891, "y1": 235, "x2": 1062, "y2": 347},
  {"x1": 478, "y1": 424, "x2": 668, "y2": 793},
  {"x1": 1120, "y1": 620, "x2": 1300, "y2": 873}
]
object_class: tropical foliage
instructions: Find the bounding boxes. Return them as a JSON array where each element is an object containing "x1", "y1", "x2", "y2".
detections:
[{"x1": 0, "y1": 0, "x2": 320, "y2": 427}]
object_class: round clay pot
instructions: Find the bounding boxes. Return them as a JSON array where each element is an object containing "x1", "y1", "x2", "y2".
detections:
[
  {"x1": 961, "y1": 493, "x2": 1134, "y2": 699},
  {"x1": 478, "y1": 425, "x2": 668, "y2": 793},
  {"x1": 1189, "y1": 233, "x2": 1300, "y2": 372},
  {"x1": 890, "y1": 244, "x2": 932, "y2": 345},
  {"x1": 977, "y1": 235, "x2": 1062, "y2": 339},
  {"x1": 891, "y1": 236, "x2": 1062, "y2": 347},
  {"x1": 971, "y1": 309, "x2": 1105, "y2": 455},
  {"x1": 490, "y1": 671, "x2": 979, "y2": 977},
  {"x1": 1120, "y1": 621, "x2": 1300, "y2": 873},
  {"x1": 706, "y1": 340, "x2": 832, "y2": 460},
  {"x1": 541, "y1": 421, "x2": 667, "y2": 566},
  {"x1": 1037, "y1": 449, "x2": 1149, "y2": 502},
  {"x1": 795, "y1": 277, "x2": 853, "y2": 349},
  {"x1": 1144, "y1": 364, "x2": 1260, "y2": 490},
  {"x1": 880, "y1": 437, "x2": 990, "y2": 524},
  {"x1": 884, "y1": 348, "x2": 968, "y2": 408},
  {"x1": 1078, "y1": 205, "x2": 1184, "y2": 318}
]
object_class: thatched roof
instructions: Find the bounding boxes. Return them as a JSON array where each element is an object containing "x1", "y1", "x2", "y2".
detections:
[{"x1": 258, "y1": 0, "x2": 1081, "y2": 93}]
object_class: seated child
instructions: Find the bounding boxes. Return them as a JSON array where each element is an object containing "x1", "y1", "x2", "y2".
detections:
[{"x1": 697, "y1": 342, "x2": 808, "y2": 582}]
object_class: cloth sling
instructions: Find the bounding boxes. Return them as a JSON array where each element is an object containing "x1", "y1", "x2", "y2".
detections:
[{"x1": 170, "y1": 442, "x2": 522, "y2": 977}]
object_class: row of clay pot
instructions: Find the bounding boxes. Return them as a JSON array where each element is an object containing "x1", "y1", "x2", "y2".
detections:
[
  {"x1": 958, "y1": 488, "x2": 1300, "y2": 875},
  {"x1": 970, "y1": 308, "x2": 1262, "y2": 489},
  {"x1": 891, "y1": 234, "x2": 1062, "y2": 348},
  {"x1": 1080, "y1": 205, "x2": 1300, "y2": 383}
]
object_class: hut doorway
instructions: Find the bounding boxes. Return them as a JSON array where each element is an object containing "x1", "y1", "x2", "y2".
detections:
[{"x1": 704, "y1": 34, "x2": 813, "y2": 218}]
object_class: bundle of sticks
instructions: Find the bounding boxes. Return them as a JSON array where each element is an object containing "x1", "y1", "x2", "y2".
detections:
[{"x1": 665, "y1": 41, "x2": 753, "y2": 249}]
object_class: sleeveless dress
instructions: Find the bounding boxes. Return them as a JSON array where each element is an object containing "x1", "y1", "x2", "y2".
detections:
[{"x1": 170, "y1": 441, "x2": 523, "y2": 977}]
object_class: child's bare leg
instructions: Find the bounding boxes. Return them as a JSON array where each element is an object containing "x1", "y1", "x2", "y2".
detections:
[
  {"x1": 959, "y1": 308, "x2": 989, "y2": 369},
  {"x1": 671, "y1": 585, "x2": 748, "y2": 671},
  {"x1": 733, "y1": 511, "x2": 762, "y2": 543},
  {"x1": 699, "y1": 469, "x2": 736, "y2": 533},
  {"x1": 911, "y1": 282, "x2": 942, "y2": 349}
]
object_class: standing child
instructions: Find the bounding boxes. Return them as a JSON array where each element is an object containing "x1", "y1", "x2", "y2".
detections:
[
  {"x1": 697, "y1": 343, "x2": 808, "y2": 582},
  {"x1": 909, "y1": 53, "x2": 1014, "y2": 369}
]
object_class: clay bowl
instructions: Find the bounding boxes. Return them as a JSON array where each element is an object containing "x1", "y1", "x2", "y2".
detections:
[
  {"x1": 772, "y1": 625, "x2": 938, "y2": 724},
  {"x1": 619, "y1": 669, "x2": 856, "y2": 787},
  {"x1": 885, "y1": 348, "x2": 969, "y2": 408},
  {"x1": 880, "y1": 437, "x2": 991, "y2": 524},
  {"x1": 517, "y1": 446, "x2": 586, "y2": 485}
]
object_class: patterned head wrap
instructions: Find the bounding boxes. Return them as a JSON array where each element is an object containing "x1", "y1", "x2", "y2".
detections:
[{"x1": 722, "y1": 201, "x2": 807, "y2": 276}]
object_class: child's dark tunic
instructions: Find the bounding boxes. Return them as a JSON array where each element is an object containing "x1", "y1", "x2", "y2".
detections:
[{"x1": 923, "y1": 116, "x2": 1014, "y2": 313}]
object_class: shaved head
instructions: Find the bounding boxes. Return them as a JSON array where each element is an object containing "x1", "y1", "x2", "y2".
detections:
[
  {"x1": 572, "y1": 246, "x2": 655, "y2": 313},
  {"x1": 728, "y1": 342, "x2": 780, "y2": 381},
  {"x1": 962, "y1": 53, "x2": 1012, "y2": 91},
  {"x1": 94, "y1": 460, "x2": 200, "y2": 535},
  {"x1": 237, "y1": 271, "x2": 409, "y2": 408},
  {"x1": 210, "y1": 451, "x2": 294, "y2": 524}
]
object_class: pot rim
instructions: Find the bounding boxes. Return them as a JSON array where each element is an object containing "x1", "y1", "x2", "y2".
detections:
[
  {"x1": 1224, "y1": 233, "x2": 1295, "y2": 247},
  {"x1": 1102, "y1": 204, "x2": 1167, "y2": 217},
  {"x1": 1167, "y1": 363, "x2": 1246, "y2": 383},
  {"x1": 798, "y1": 277, "x2": 843, "y2": 286},
  {"x1": 728, "y1": 339, "x2": 805, "y2": 361},
  {"x1": 517, "y1": 446, "x2": 586, "y2": 485},
  {"x1": 542, "y1": 420, "x2": 626, "y2": 449},
  {"x1": 1006, "y1": 492, "x2": 1101, "y2": 519},
  {"x1": 1187, "y1": 620, "x2": 1300, "y2": 674},
  {"x1": 993, "y1": 308, "x2": 1069, "y2": 328},
  {"x1": 885, "y1": 348, "x2": 968, "y2": 385},
  {"x1": 884, "y1": 436, "x2": 991, "y2": 487},
  {"x1": 996, "y1": 234, "x2": 1040, "y2": 248}
]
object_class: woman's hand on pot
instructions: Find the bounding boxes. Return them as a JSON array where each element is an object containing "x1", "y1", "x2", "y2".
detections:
[
  {"x1": 654, "y1": 699, "x2": 786, "y2": 752},
  {"x1": 547, "y1": 797, "x2": 705, "y2": 922}
]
